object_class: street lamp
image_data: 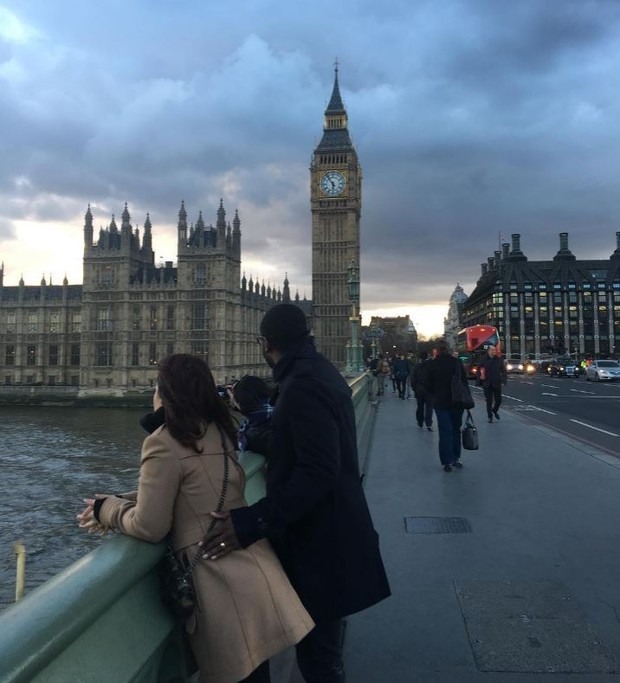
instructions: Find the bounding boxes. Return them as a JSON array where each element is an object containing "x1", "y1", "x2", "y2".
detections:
[
  {"x1": 369, "y1": 319, "x2": 378, "y2": 359},
  {"x1": 345, "y1": 259, "x2": 363, "y2": 374}
]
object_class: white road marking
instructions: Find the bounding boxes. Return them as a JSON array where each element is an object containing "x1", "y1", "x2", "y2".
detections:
[
  {"x1": 541, "y1": 392, "x2": 558, "y2": 397},
  {"x1": 528, "y1": 405, "x2": 556, "y2": 415},
  {"x1": 570, "y1": 389, "x2": 595, "y2": 395},
  {"x1": 569, "y1": 419, "x2": 619, "y2": 437},
  {"x1": 542, "y1": 384, "x2": 558, "y2": 388},
  {"x1": 503, "y1": 394, "x2": 524, "y2": 402}
]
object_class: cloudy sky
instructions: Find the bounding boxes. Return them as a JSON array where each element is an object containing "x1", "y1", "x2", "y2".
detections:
[{"x1": 1, "y1": 0, "x2": 619, "y2": 337}]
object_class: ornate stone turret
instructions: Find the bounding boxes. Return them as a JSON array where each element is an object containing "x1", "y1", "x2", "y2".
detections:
[
  {"x1": 283, "y1": 273, "x2": 291, "y2": 303},
  {"x1": 216, "y1": 199, "x2": 226, "y2": 245},
  {"x1": 232, "y1": 210, "x2": 241, "y2": 255},
  {"x1": 84, "y1": 204, "x2": 94, "y2": 248},
  {"x1": 177, "y1": 201, "x2": 188, "y2": 246},
  {"x1": 121, "y1": 203, "x2": 132, "y2": 242},
  {"x1": 142, "y1": 214, "x2": 152, "y2": 253}
]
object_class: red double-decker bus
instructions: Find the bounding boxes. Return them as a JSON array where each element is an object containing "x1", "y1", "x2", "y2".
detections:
[{"x1": 456, "y1": 325, "x2": 501, "y2": 379}]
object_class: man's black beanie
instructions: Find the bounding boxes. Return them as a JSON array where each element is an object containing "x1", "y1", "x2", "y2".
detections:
[{"x1": 260, "y1": 303, "x2": 309, "y2": 347}]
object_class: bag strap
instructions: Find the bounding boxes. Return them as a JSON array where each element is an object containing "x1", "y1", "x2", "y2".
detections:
[{"x1": 181, "y1": 427, "x2": 231, "y2": 577}]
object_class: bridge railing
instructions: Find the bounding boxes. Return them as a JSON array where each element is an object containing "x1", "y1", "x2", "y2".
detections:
[{"x1": 0, "y1": 372, "x2": 376, "y2": 683}]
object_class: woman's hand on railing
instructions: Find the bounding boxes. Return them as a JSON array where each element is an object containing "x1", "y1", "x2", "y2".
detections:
[{"x1": 77, "y1": 496, "x2": 111, "y2": 536}]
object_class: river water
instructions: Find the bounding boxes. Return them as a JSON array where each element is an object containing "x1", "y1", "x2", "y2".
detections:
[{"x1": 0, "y1": 405, "x2": 148, "y2": 608}]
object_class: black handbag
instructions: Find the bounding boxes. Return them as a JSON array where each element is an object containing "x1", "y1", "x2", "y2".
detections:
[
  {"x1": 462, "y1": 410, "x2": 479, "y2": 450},
  {"x1": 160, "y1": 434, "x2": 230, "y2": 620},
  {"x1": 451, "y1": 365, "x2": 475, "y2": 409}
]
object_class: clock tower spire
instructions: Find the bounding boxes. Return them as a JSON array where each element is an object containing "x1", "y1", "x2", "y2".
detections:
[{"x1": 310, "y1": 64, "x2": 362, "y2": 366}]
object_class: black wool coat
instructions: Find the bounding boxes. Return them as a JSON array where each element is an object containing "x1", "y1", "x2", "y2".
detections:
[
  {"x1": 230, "y1": 338, "x2": 391, "y2": 622},
  {"x1": 423, "y1": 353, "x2": 468, "y2": 409}
]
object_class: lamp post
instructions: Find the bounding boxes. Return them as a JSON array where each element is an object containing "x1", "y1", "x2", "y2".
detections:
[
  {"x1": 369, "y1": 319, "x2": 378, "y2": 359},
  {"x1": 345, "y1": 259, "x2": 363, "y2": 374}
]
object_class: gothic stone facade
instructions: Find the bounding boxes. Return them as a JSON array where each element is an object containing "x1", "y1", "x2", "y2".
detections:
[
  {"x1": 463, "y1": 232, "x2": 620, "y2": 359},
  {"x1": 0, "y1": 201, "x2": 310, "y2": 393}
]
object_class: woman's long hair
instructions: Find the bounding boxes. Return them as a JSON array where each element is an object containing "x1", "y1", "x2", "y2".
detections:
[{"x1": 157, "y1": 354, "x2": 237, "y2": 453}]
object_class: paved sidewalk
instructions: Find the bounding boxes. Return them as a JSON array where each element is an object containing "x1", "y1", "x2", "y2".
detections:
[{"x1": 344, "y1": 391, "x2": 620, "y2": 682}]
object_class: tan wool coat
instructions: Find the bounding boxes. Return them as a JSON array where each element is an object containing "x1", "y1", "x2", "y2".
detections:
[{"x1": 98, "y1": 423, "x2": 314, "y2": 683}]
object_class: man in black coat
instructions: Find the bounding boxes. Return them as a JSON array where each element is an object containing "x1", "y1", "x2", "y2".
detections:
[
  {"x1": 202, "y1": 303, "x2": 390, "y2": 682},
  {"x1": 411, "y1": 351, "x2": 433, "y2": 430},
  {"x1": 423, "y1": 340, "x2": 469, "y2": 472},
  {"x1": 478, "y1": 346, "x2": 508, "y2": 422}
]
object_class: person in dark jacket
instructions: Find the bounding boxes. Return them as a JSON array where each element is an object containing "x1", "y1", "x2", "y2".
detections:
[
  {"x1": 477, "y1": 346, "x2": 507, "y2": 422},
  {"x1": 201, "y1": 303, "x2": 391, "y2": 683},
  {"x1": 392, "y1": 354, "x2": 411, "y2": 399},
  {"x1": 423, "y1": 340, "x2": 469, "y2": 472},
  {"x1": 411, "y1": 351, "x2": 433, "y2": 430}
]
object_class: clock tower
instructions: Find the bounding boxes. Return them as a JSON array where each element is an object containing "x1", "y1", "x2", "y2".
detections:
[{"x1": 311, "y1": 65, "x2": 362, "y2": 366}]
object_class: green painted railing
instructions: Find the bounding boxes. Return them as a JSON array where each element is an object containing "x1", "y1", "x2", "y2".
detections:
[{"x1": 0, "y1": 374, "x2": 376, "y2": 683}]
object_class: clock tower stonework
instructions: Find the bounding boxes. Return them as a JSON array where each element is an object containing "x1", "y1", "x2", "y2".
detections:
[{"x1": 311, "y1": 67, "x2": 362, "y2": 366}]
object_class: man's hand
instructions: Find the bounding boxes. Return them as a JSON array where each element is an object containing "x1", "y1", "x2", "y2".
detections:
[{"x1": 200, "y1": 511, "x2": 241, "y2": 560}]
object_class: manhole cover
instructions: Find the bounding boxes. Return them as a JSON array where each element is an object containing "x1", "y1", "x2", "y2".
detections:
[{"x1": 404, "y1": 516, "x2": 472, "y2": 534}]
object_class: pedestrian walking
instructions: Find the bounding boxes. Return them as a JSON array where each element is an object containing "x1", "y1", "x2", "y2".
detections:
[
  {"x1": 411, "y1": 351, "x2": 433, "y2": 431},
  {"x1": 478, "y1": 346, "x2": 507, "y2": 422},
  {"x1": 392, "y1": 354, "x2": 411, "y2": 399},
  {"x1": 201, "y1": 303, "x2": 391, "y2": 682},
  {"x1": 374, "y1": 355, "x2": 389, "y2": 396},
  {"x1": 423, "y1": 340, "x2": 469, "y2": 472}
]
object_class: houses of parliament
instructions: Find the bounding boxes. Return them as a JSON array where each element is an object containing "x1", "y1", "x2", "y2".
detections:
[{"x1": 0, "y1": 68, "x2": 362, "y2": 393}]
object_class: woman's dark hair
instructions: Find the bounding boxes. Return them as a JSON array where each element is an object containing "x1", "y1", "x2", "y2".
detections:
[
  {"x1": 157, "y1": 354, "x2": 237, "y2": 453},
  {"x1": 232, "y1": 375, "x2": 272, "y2": 415}
]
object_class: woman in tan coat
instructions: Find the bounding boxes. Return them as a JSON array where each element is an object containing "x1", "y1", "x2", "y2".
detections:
[{"x1": 78, "y1": 354, "x2": 313, "y2": 683}]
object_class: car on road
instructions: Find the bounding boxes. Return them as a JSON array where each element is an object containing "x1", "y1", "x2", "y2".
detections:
[
  {"x1": 585, "y1": 360, "x2": 620, "y2": 382},
  {"x1": 505, "y1": 354, "x2": 524, "y2": 374},
  {"x1": 547, "y1": 357, "x2": 578, "y2": 378}
]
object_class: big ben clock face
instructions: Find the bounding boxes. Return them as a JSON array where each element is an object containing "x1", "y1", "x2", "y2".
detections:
[{"x1": 320, "y1": 170, "x2": 346, "y2": 197}]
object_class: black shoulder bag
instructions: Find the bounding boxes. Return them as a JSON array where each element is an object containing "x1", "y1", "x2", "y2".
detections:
[
  {"x1": 461, "y1": 410, "x2": 479, "y2": 450},
  {"x1": 160, "y1": 434, "x2": 230, "y2": 620}
]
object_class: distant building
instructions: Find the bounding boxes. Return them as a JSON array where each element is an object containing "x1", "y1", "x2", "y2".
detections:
[
  {"x1": 444, "y1": 284, "x2": 468, "y2": 349},
  {"x1": 0, "y1": 201, "x2": 310, "y2": 393},
  {"x1": 368, "y1": 315, "x2": 417, "y2": 357},
  {"x1": 462, "y1": 232, "x2": 620, "y2": 358}
]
